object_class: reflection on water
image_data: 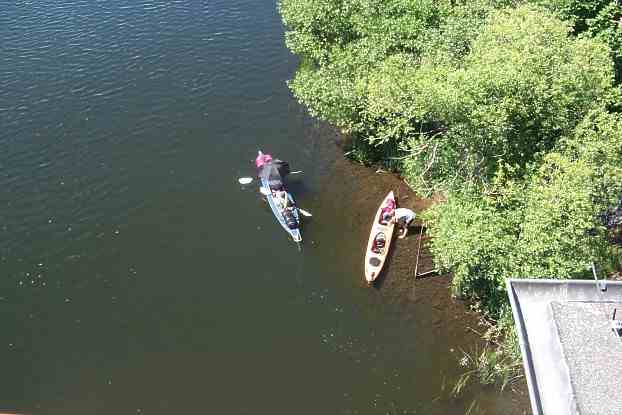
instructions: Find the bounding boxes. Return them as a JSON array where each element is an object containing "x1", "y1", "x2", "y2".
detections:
[{"x1": 0, "y1": 1, "x2": 528, "y2": 414}]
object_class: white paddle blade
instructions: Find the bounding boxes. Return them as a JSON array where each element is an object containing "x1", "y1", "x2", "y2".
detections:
[
  {"x1": 290, "y1": 170, "x2": 303, "y2": 174},
  {"x1": 298, "y1": 208, "x2": 312, "y2": 217},
  {"x1": 238, "y1": 177, "x2": 253, "y2": 185},
  {"x1": 259, "y1": 186, "x2": 270, "y2": 196}
]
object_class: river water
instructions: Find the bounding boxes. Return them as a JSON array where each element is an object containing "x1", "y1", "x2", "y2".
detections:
[{"x1": 1, "y1": 1, "x2": 528, "y2": 414}]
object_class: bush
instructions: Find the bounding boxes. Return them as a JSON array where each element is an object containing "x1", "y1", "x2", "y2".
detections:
[
  {"x1": 424, "y1": 109, "x2": 622, "y2": 316},
  {"x1": 402, "y1": 6, "x2": 614, "y2": 192}
]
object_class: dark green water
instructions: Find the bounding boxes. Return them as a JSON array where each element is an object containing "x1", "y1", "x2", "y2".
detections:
[{"x1": 0, "y1": 1, "x2": 527, "y2": 414}]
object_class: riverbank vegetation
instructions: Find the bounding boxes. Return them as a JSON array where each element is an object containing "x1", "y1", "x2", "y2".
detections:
[{"x1": 279, "y1": 0, "x2": 622, "y2": 387}]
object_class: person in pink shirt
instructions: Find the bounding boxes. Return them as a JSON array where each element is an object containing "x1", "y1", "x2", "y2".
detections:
[{"x1": 380, "y1": 199, "x2": 396, "y2": 224}]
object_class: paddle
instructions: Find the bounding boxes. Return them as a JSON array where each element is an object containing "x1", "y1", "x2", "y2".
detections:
[
  {"x1": 238, "y1": 171, "x2": 302, "y2": 185},
  {"x1": 259, "y1": 187, "x2": 312, "y2": 217},
  {"x1": 298, "y1": 208, "x2": 312, "y2": 217}
]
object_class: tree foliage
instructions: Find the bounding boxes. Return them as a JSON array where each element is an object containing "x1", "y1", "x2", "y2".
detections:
[
  {"x1": 532, "y1": 0, "x2": 612, "y2": 32},
  {"x1": 401, "y1": 6, "x2": 614, "y2": 192},
  {"x1": 424, "y1": 109, "x2": 622, "y2": 316},
  {"x1": 533, "y1": 0, "x2": 622, "y2": 81},
  {"x1": 281, "y1": 1, "x2": 616, "y2": 191}
]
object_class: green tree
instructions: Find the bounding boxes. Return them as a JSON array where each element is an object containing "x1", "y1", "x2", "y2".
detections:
[
  {"x1": 401, "y1": 6, "x2": 614, "y2": 193},
  {"x1": 282, "y1": 2, "x2": 615, "y2": 193},
  {"x1": 585, "y1": 3, "x2": 622, "y2": 82},
  {"x1": 532, "y1": 0, "x2": 612, "y2": 32},
  {"x1": 533, "y1": 0, "x2": 622, "y2": 82},
  {"x1": 424, "y1": 109, "x2": 622, "y2": 316},
  {"x1": 279, "y1": 0, "x2": 512, "y2": 163}
]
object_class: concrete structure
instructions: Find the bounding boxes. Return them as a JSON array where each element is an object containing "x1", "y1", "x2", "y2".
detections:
[{"x1": 506, "y1": 279, "x2": 622, "y2": 415}]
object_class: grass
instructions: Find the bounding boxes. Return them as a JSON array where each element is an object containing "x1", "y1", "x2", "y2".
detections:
[{"x1": 451, "y1": 316, "x2": 524, "y2": 398}]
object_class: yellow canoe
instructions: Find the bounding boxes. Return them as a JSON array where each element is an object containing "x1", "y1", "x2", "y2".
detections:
[{"x1": 364, "y1": 191, "x2": 396, "y2": 284}]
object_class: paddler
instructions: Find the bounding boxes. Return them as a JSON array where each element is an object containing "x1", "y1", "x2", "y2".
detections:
[{"x1": 255, "y1": 151, "x2": 292, "y2": 195}]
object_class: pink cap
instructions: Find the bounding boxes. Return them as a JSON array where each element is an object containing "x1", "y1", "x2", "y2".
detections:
[{"x1": 255, "y1": 152, "x2": 273, "y2": 168}]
